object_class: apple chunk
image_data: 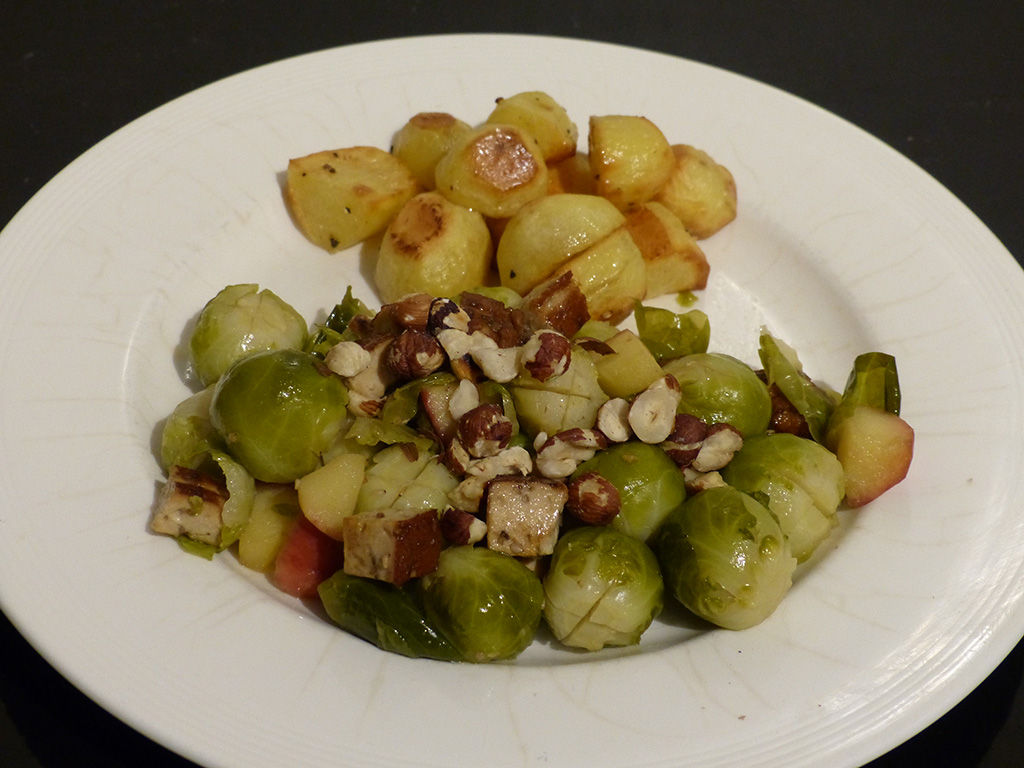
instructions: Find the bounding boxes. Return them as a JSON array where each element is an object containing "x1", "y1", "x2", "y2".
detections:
[
  {"x1": 830, "y1": 405, "x2": 914, "y2": 507},
  {"x1": 295, "y1": 453, "x2": 367, "y2": 540}
]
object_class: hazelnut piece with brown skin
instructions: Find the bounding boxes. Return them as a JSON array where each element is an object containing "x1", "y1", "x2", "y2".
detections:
[
  {"x1": 385, "y1": 329, "x2": 445, "y2": 379},
  {"x1": 457, "y1": 403, "x2": 513, "y2": 458},
  {"x1": 566, "y1": 471, "x2": 621, "y2": 525}
]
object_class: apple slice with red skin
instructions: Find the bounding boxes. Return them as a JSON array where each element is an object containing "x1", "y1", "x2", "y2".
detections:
[
  {"x1": 272, "y1": 514, "x2": 344, "y2": 598},
  {"x1": 829, "y1": 405, "x2": 914, "y2": 508}
]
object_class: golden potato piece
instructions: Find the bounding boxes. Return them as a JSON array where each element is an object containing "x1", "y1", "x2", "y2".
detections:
[
  {"x1": 286, "y1": 146, "x2": 418, "y2": 252},
  {"x1": 624, "y1": 201, "x2": 709, "y2": 297},
  {"x1": 553, "y1": 227, "x2": 647, "y2": 324},
  {"x1": 487, "y1": 91, "x2": 579, "y2": 163},
  {"x1": 547, "y1": 152, "x2": 595, "y2": 195},
  {"x1": 496, "y1": 193, "x2": 625, "y2": 295},
  {"x1": 374, "y1": 191, "x2": 492, "y2": 302},
  {"x1": 434, "y1": 124, "x2": 549, "y2": 218},
  {"x1": 588, "y1": 115, "x2": 674, "y2": 211},
  {"x1": 391, "y1": 112, "x2": 472, "y2": 190},
  {"x1": 654, "y1": 144, "x2": 737, "y2": 239}
]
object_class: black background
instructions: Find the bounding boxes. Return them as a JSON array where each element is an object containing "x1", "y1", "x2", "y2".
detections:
[{"x1": 2, "y1": 2, "x2": 1022, "y2": 766}]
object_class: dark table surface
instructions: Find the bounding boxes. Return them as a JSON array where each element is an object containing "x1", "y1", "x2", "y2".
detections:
[{"x1": 2, "y1": 2, "x2": 1022, "y2": 766}]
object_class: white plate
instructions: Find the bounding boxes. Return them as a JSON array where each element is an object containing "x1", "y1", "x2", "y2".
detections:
[{"x1": 1, "y1": 34, "x2": 1023, "y2": 768}]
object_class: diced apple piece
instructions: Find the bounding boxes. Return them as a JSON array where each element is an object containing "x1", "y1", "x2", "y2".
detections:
[
  {"x1": 594, "y1": 329, "x2": 665, "y2": 398},
  {"x1": 272, "y1": 514, "x2": 345, "y2": 598},
  {"x1": 829, "y1": 405, "x2": 914, "y2": 508},
  {"x1": 295, "y1": 453, "x2": 367, "y2": 541}
]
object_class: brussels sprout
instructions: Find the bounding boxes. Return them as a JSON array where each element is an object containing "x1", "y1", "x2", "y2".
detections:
[
  {"x1": 573, "y1": 442, "x2": 686, "y2": 543},
  {"x1": 655, "y1": 485, "x2": 796, "y2": 630},
  {"x1": 543, "y1": 526, "x2": 664, "y2": 651},
  {"x1": 758, "y1": 331, "x2": 836, "y2": 443},
  {"x1": 159, "y1": 385, "x2": 223, "y2": 471},
  {"x1": 510, "y1": 347, "x2": 608, "y2": 438},
  {"x1": 209, "y1": 349, "x2": 349, "y2": 483},
  {"x1": 189, "y1": 284, "x2": 309, "y2": 386},
  {"x1": 661, "y1": 353, "x2": 771, "y2": 437},
  {"x1": 318, "y1": 571, "x2": 462, "y2": 661},
  {"x1": 634, "y1": 302, "x2": 710, "y2": 362},
  {"x1": 419, "y1": 546, "x2": 543, "y2": 662},
  {"x1": 721, "y1": 433, "x2": 844, "y2": 562}
]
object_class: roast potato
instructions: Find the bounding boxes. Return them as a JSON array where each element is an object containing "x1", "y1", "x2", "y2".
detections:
[
  {"x1": 547, "y1": 152, "x2": 595, "y2": 195},
  {"x1": 391, "y1": 112, "x2": 472, "y2": 190},
  {"x1": 624, "y1": 201, "x2": 709, "y2": 296},
  {"x1": 553, "y1": 227, "x2": 647, "y2": 324},
  {"x1": 495, "y1": 193, "x2": 625, "y2": 295},
  {"x1": 286, "y1": 146, "x2": 418, "y2": 252},
  {"x1": 434, "y1": 123, "x2": 549, "y2": 218},
  {"x1": 374, "y1": 191, "x2": 492, "y2": 302},
  {"x1": 486, "y1": 91, "x2": 579, "y2": 163},
  {"x1": 654, "y1": 144, "x2": 737, "y2": 239},
  {"x1": 588, "y1": 115, "x2": 674, "y2": 211}
]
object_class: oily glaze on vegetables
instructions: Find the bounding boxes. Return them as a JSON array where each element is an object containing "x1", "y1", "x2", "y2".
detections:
[
  {"x1": 150, "y1": 92, "x2": 913, "y2": 662},
  {"x1": 151, "y1": 275, "x2": 914, "y2": 659}
]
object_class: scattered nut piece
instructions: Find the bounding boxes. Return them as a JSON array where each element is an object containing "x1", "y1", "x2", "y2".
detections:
[
  {"x1": 324, "y1": 340, "x2": 372, "y2": 378},
  {"x1": 661, "y1": 413, "x2": 708, "y2": 467},
  {"x1": 457, "y1": 403, "x2": 513, "y2": 458},
  {"x1": 682, "y1": 466, "x2": 727, "y2": 494},
  {"x1": 519, "y1": 271, "x2": 591, "y2": 338},
  {"x1": 440, "y1": 507, "x2": 487, "y2": 545},
  {"x1": 379, "y1": 292, "x2": 433, "y2": 331},
  {"x1": 628, "y1": 374, "x2": 682, "y2": 443},
  {"x1": 521, "y1": 329, "x2": 572, "y2": 381},
  {"x1": 596, "y1": 398, "x2": 632, "y2": 442},
  {"x1": 385, "y1": 329, "x2": 445, "y2": 379},
  {"x1": 448, "y1": 378, "x2": 480, "y2": 421},
  {"x1": 448, "y1": 446, "x2": 533, "y2": 510},
  {"x1": 472, "y1": 344, "x2": 522, "y2": 383},
  {"x1": 566, "y1": 471, "x2": 621, "y2": 525},
  {"x1": 535, "y1": 428, "x2": 608, "y2": 478},
  {"x1": 691, "y1": 423, "x2": 744, "y2": 472},
  {"x1": 427, "y1": 297, "x2": 470, "y2": 333}
]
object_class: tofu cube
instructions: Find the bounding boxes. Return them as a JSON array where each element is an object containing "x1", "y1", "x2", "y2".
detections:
[
  {"x1": 342, "y1": 508, "x2": 442, "y2": 586},
  {"x1": 485, "y1": 476, "x2": 567, "y2": 557},
  {"x1": 150, "y1": 465, "x2": 226, "y2": 546}
]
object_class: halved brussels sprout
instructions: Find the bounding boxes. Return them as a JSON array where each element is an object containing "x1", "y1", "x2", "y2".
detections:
[
  {"x1": 661, "y1": 352, "x2": 771, "y2": 437},
  {"x1": 543, "y1": 526, "x2": 663, "y2": 651},
  {"x1": 319, "y1": 571, "x2": 462, "y2": 661},
  {"x1": 573, "y1": 442, "x2": 686, "y2": 543},
  {"x1": 655, "y1": 485, "x2": 796, "y2": 630},
  {"x1": 419, "y1": 546, "x2": 543, "y2": 662},
  {"x1": 209, "y1": 349, "x2": 349, "y2": 483},
  {"x1": 159, "y1": 385, "x2": 222, "y2": 471},
  {"x1": 189, "y1": 284, "x2": 308, "y2": 386},
  {"x1": 721, "y1": 433, "x2": 844, "y2": 562}
]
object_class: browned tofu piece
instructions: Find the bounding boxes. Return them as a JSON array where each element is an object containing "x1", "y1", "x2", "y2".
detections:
[
  {"x1": 485, "y1": 476, "x2": 567, "y2": 557},
  {"x1": 150, "y1": 465, "x2": 226, "y2": 546},
  {"x1": 342, "y1": 508, "x2": 442, "y2": 586}
]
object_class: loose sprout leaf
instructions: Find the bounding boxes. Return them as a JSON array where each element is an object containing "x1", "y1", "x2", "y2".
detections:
[
  {"x1": 210, "y1": 450, "x2": 256, "y2": 548},
  {"x1": 758, "y1": 331, "x2": 835, "y2": 443},
  {"x1": 345, "y1": 415, "x2": 434, "y2": 451},
  {"x1": 841, "y1": 352, "x2": 902, "y2": 415},
  {"x1": 634, "y1": 302, "x2": 710, "y2": 362},
  {"x1": 324, "y1": 286, "x2": 372, "y2": 335}
]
